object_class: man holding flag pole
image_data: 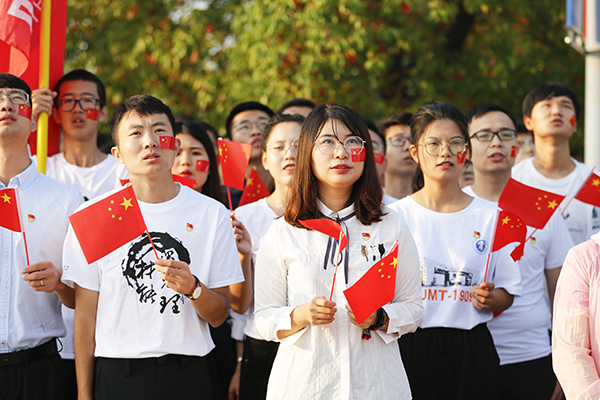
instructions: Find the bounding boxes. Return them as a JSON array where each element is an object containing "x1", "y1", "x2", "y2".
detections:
[
  {"x1": 465, "y1": 103, "x2": 573, "y2": 400},
  {"x1": 0, "y1": 73, "x2": 83, "y2": 399}
]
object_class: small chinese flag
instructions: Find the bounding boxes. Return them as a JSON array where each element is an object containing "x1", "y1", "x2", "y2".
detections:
[
  {"x1": 68, "y1": 185, "x2": 147, "y2": 264},
  {"x1": 457, "y1": 150, "x2": 466, "y2": 164},
  {"x1": 159, "y1": 136, "x2": 175, "y2": 150},
  {"x1": 119, "y1": 178, "x2": 129, "y2": 186},
  {"x1": 511, "y1": 146, "x2": 517, "y2": 158},
  {"x1": 18, "y1": 104, "x2": 31, "y2": 119},
  {"x1": 218, "y1": 139, "x2": 251, "y2": 191},
  {"x1": 299, "y1": 218, "x2": 348, "y2": 251},
  {"x1": 575, "y1": 171, "x2": 600, "y2": 208},
  {"x1": 172, "y1": 174, "x2": 196, "y2": 189},
  {"x1": 374, "y1": 153, "x2": 385, "y2": 165},
  {"x1": 570, "y1": 115, "x2": 577, "y2": 129},
  {"x1": 196, "y1": 160, "x2": 210, "y2": 172},
  {"x1": 85, "y1": 109, "x2": 99, "y2": 120},
  {"x1": 238, "y1": 167, "x2": 270, "y2": 207},
  {"x1": 351, "y1": 148, "x2": 366, "y2": 162},
  {"x1": 499, "y1": 178, "x2": 565, "y2": 230},
  {"x1": 344, "y1": 240, "x2": 399, "y2": 324},
  {"x1": 491, "y1": 211, "x2": 527, "y2": 261},
  {"x1": 0, "y1": 188, "x2": 23, "y2": 232}
]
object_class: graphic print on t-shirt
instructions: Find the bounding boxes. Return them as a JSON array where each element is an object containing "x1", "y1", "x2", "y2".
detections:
[
  {"x1": 121, "y1": 231, "x2": 191, "y2": 315},
  {"x1": 420, "y1": 257, "x2": 479, "y2": 288},
  {"x1": 360, "y1": 243, "x2": 386, "y2": 262}
]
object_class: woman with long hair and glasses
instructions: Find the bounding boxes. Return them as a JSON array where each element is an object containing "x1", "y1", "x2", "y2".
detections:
[
  {"x1": 388, "y1": 102, "x2": 522, "y2": 400},
  {"x1": 254, "y1": 103, "x2": 423, "y2": 399}
]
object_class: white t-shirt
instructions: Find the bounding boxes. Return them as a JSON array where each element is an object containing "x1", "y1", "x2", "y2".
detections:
[
  {"x1": 36, "y1": 152, "x2": 128, "y2": 359},
  {"x1": 512, "y1": 157, "x2": 600, "y2": 245},
  {"x1": 229, "y1": 198, "x2": 277, "y2": 341},
  {"x1": 388, "y1": 196, "x2": 523, "y2": 330},
  {"x1": 62, "y1": 185, "x2": 244, "y2": 358},
  {"x1": 463, "y1": 185, "x2": 573, "y2": 364},
  {"x1": 254, "y1": 202, "x2": 423, "y2": 400}
]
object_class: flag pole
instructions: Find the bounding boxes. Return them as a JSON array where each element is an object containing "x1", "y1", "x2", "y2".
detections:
[
  {"x1": 562, "y1": 166, "x2": 596, "y2": 218},
  {"x1": 14, "y1": 189, "x2": 30, "y2": 265},
  {"x1": 36, "y1": 0, "x2": 52, "y2": 174},
  {"x1": 226, "y1": 186, "x2": 233, "y2": 214},
  {"x1": 329, "y1": 230, "x2": 344, "y2": 301},
  {"x1": 483, "y1": 209, "x2": 500, "y2": 282}
]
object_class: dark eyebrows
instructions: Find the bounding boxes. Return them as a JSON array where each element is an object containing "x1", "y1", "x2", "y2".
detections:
[{"x1": 59, "y1": 92, "x2": 97, "y2": 98}]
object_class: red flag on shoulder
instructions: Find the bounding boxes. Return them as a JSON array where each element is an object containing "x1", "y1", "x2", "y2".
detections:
[
  {"x1": 68, "y1": 185, "x2": 147, "y2": 264},
  {"x1": 574, "y1": 171, "x2": 600, "y2": 208},
  {"x1": 498, "y1": 178, "x2": 565, "y2": 230},
  {"x1": 0, "y1": 188, "x2": 23, "y2": 232},
  {"x1": 491, "y1": 211, "x2": 527, "y2": 261},
  {"x1": 344, "y1": 240, "x2": 399, "y2": 324},
  {"x1": 238, "y1": 167, "x2": 270, "y2": 207},
  {"x1": 299, "y1": 218, "x2": 348, "y2": 251},
  {"x1": 218, "y1": 139, "x2": 251, "y2": 191}
]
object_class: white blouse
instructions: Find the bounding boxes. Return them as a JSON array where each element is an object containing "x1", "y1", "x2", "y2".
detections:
[{"x1": 254, "y1": 202, "x2": 423, "y2": 400}]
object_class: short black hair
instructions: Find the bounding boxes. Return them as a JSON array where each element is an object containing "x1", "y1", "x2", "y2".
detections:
[
  {"x1": 110, "y1": 95, "x2": 176, "y2": 145},
  {"x1": 522, "y1": 82, "x2": 581, "y2": 119},
  {"x1": 466, "y1": 103, "x2": 518, "y2": 130},
  {"x1": 0, "y1": 73, "x2": 32, "y2": 105},
  {"x1": 363, "y1": 118, "x2": 386, "y2": 154},
  {"x1": 225, "y1": 101, "x2": 274, "y2": 140},
  {"x1": 54, "y1": 69, "x2": 107, "y2": 108},
  {"x1": 378, "y1": 112, "x2": 413, "y2": 136},
  {"x1": 277, "y1": 98, "x2": 316, "y2": 115}
]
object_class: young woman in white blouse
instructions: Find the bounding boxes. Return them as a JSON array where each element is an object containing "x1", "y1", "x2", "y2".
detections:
[
  {"x1": 253, "y1": 103, "x2": 423, "y2": 400},
  {"x1": 388, "y1": 102, "x2": 522, "y2": 400},
  {"x1": 228, "y1": 113, "x2": 304, "y2": 399}
]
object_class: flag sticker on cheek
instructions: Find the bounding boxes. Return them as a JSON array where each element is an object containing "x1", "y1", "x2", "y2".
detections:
[
  {"x1": 511, "y1": 145, "x2": 517, "y2": 158},
  {"x1": 457, "y1": 151, "x2": 466, "y2": 164},
  {"x1": 18, "y1": 104, "x2": 31, "y2": 119},
  {"x1": 374, "y1": 153, "x2": 385, "y2": 165},
  {"x1": 351, "y1": 148, "x2": 366, "y2": 162},
  {"x1": 196, "y1": 160, "x2": 210, "y2": 172},
  {"x1": 570, "y1": 115, "x2": 577, "y2": 129},
  {"x1": 85, "y1": 109, "x2": 99, "y2": 120},
  {"x1": 159, "y1": 136, "x2": 175, "y2": 150}
]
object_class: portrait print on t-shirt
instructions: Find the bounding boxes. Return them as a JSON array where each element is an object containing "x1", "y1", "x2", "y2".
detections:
[
  {"x1": 121, "y1": 231, "x2": 190, "y2": 315},
  {"x1": 421, "y1": 257, "x2": 479, "y2": 288}
]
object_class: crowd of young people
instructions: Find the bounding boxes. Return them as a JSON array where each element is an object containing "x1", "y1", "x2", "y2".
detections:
[{"x1": 1, "y1": 69, "x2": 598, "y2": 400}]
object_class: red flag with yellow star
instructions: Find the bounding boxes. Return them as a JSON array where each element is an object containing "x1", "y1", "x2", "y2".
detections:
[
  {"x1": 0, "y1": 188, "x2": 23, "y2": 232},
  {"x1": 159, "y1": 136, "x2": 175, "y2": 150},
  {"x1": 498, "y1": 178, "x2": 565, "y2": 230},
  {"x1": 575, "y1": 171, "x2": 600, "y2": 208},
  {"x1": 68, "y1": 185, "x2": 147, "y2": 264},
  {"x1": 299, "y1": 218, "x2": 348, "y2": 251},
  {"x1": 238, "y1": 167, "x2": 270, "y2": 207},
  {"x1": 218, "y1": 139, "x2": 252, "y2": 191},
  {"x1": 491, "y1": 211, "x2": 527, "y2": 261},
  {"x1": 344, "y1": 240, "x2": 399, "y2": 324}
]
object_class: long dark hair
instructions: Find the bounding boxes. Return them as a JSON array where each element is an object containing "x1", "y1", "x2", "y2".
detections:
[
  {"x1": 410, "y1": 102, "x2": 470, "y2": 193},
  {"x1": 175, "y1": 121, "x2": 225, "y2": 204},
  {"x1": 285, "y1": 103, "x2": 384, "y2": 228}
]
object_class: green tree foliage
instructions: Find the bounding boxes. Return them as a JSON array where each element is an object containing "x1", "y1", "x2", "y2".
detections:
[{"x1": 65, "y1": 0, "x2": 584, "y2": 153}]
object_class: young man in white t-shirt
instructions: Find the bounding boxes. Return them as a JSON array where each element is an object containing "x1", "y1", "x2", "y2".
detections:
[
  {"x1": 465, "y1": 103, "x2": 573, "y2": 400},
  {"x1": 513, "y1": 82, "x2": 599, "y2": 245},
  {"x1": 62, "y1": 95, "x2": 243, "y2": 400}
]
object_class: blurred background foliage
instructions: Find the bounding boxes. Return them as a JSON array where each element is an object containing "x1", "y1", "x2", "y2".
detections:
[{"x1": 64, "y1": 0, "x2": 585, "y2": 156}]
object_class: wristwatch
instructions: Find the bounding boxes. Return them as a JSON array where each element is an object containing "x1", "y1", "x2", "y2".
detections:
[{"x1": 185, "y1": 275, "x2": 202, "y2": 300}]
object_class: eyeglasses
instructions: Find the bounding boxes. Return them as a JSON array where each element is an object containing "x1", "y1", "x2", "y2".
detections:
[
  {"x1": 233, "y1": 121, "x2": 268, "y2": 135},
  {"x1": 0, "y1": 92, "x2": 29, "y2": 106},
  {"x1": 420, "y1": 140, "x2": 467, "y2": 156},
  {"x1": 266, "y1": 139, "x2": 299, "y2": 155},
  {"x1": 57, "y1": 98, "x2": 100, "y2": 112},
  {"x1": 470, "y1": 129, "x2": 517, "y2": 142},
  {"x1": 387, "y1": 135, "x2": 411, "y2": 148},
  {"x1": 314, "y1": 135, "x2": 365, "y2": 155},
  {"x1": 371, "y1": 141, "x2": 384, "y2": 153}
]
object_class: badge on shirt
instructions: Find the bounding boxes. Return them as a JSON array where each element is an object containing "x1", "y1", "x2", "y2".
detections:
[
  {"x1": 362, "y1": 232, "x2": 370, "y2": 241},
  {"x1": 186, "y1": 222, "x2": 193, "y2": 232},
  {"x1": 530, "y1": 237, "x2": 536, "y2": 244},
  {"x1": 28, "y1": 214, "x2": 35, "y2": 222},
  {"x1": 474, "y1": 231, "x2": 480, "y2": 239},
  {"x1": 472, "y1": 236, "x2": 487, "y2": 253}
]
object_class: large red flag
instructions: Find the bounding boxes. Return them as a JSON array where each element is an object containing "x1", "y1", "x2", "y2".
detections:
[
  {"x1": 498, "y1": 178, "x2": 565, "y2": 230},
  {"x1": 491, "y1": 211, "x2": 527, "y2": 261},
  {"x1": 69, "y1": 185, "x2": 147, "y2": 264},
  {"x1": 238, "y1": 167, "x2": 270, "y2": 207},
  {"x1": 0, "y1": 188, "x2": 23, "y2": 232},
  {"x1": 299, "y1": 218, "x2": 348, "y2": 251},
  {"x1": 218, "y1": 139, "x2": 251, "y2": 191},
  {"x1": 0, "y1": 0, "x2": 67, "y2": 156},
  {"x1": 344, "y1": 240, "x2": 399, "y2": 324},
  {"x1": 575, "y1": 171, "x2": 600, "y2": 208}
]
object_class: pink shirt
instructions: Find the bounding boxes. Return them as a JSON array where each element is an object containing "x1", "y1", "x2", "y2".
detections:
[{"x1": 553, "y1": 232, "x2": 600, "y2": 400}]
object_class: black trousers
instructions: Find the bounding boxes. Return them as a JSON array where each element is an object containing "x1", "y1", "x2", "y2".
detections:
[
  {"x1": 0, "y1": 344, "x2": 68, "y2": 400},
  {"x1": 239, "y1": 336, "x2": 279, "y2": 400},
  {"x1": 399, "y1": 323, "x2": 501, "y2": 400},
  {"x1": 205, "y1": 321, "x2": 237, "y2": 400},
  {"x1": 497, "y1": 354, "x2": 556, "y2": 400},
  {"x1": 95, "y1": 355, "x2": 213, "y2": 400}
]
